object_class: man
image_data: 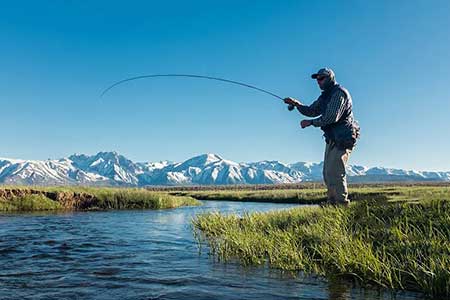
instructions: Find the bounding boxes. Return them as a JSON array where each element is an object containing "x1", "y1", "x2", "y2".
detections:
[{"x1": 284, "y1": 68, "x2": 360, "y2": 206}]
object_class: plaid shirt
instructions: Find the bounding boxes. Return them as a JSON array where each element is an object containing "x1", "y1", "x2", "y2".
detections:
[{"x1": 297, "y1": 88, "x2": 349, "y2": 127}]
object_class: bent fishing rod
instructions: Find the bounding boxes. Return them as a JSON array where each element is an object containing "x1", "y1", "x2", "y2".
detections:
[{"x1": 100, "y1": 74, "x2": 296, "y2": 110}]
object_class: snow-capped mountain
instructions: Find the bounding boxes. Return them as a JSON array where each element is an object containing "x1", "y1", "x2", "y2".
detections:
[
  {"x1": 0, "y1": 152, "x2": 449, "y2": 186},
  {"x1": 0, "y1": 157, "x2": 111, "y2": 186},
  {"x1": 69, "y1": 152, "x2": 140, "y2": 185}
]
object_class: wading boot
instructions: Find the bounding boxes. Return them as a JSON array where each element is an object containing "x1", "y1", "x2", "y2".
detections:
[{"x1": 320, "y1": 199, "x2": 350, "y2": 208}]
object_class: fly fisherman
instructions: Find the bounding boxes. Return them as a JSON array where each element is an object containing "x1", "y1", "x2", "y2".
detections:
[{"x1": 284, "y1": 68, "x2": 360, "y2": 206}]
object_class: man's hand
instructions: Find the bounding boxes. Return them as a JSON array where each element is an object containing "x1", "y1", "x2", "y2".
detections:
[
  {"x1": 300, "y1": 120, "x2": 313, "y2": 128},
  {"x1": 283, "y1": 97, "x2": 302, "y2": 107}
]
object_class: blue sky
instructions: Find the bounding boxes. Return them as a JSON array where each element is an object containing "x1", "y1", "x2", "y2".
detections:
[{"x1": 1, "y1": 1, "x2": 449, "y2": 171}]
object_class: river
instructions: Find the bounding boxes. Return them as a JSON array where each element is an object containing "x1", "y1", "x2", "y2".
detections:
[{"x1": 0, "y1": 201, "x2": 423, "y2": 299}]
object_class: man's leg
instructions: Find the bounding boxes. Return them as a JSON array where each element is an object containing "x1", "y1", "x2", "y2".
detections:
[
  {"x1": 327, "y1": 143, "x2": 352, "y2": 204},
  {"x1": 323, "y1": 142, "x2": 336, "y2": 203}
]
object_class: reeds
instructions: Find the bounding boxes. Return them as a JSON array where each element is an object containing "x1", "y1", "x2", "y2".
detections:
[{"x1": 193, "y1": 187, "x2": 450, "y2": 298}]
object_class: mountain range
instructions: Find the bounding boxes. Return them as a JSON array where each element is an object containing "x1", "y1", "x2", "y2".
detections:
[{"x1": 0, "y1": 152, "x2": 449, "y2": 186}]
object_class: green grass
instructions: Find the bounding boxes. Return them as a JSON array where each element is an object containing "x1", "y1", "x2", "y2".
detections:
[
  {"x1": 193, "y1": 187, "x2": 450, "y2": 298},
  {"x1": 182, "y1": 185, "x2": 450, "y2": 204},
  {"x1": 0, "y1": 194, "x2": 63, "y2": 211},
  {"x1": 175, "y1": 188, "x2": 328, "y2": 203},
  {"x1": 0, "y1": 186, "x2": 201, "y2": 211},
  {"x1": 89, "y1": 188, "x2": 201, "y2": 210}
]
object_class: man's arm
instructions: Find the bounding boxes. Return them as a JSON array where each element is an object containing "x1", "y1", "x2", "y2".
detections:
[
  {"x1": 284, "y1": 97, "x2": 321, "y2": 117},
  {"x1": 310, "y1": 89, "x2": 347, "y2": 127},
  {"x1": 297, "y1": 99, "x2": 321, "y2": 117}
]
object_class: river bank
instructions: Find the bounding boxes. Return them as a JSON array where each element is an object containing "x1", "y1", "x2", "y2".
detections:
[
  {"x1": 0, "y1": 186, "x2": 200, "y2": 211},
  {"x1": 193, "y1": 186, "x2": 450, "y2": 299},
  {"x1": 2, "y1": 185, "x2": 448, "y2": 211}
]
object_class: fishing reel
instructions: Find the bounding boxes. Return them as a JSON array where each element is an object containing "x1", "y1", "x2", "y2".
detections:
[{"x1": 287, "y1": 104, "x2": 295, "y2": 111}]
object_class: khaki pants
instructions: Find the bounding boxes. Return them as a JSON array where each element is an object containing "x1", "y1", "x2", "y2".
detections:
[{"x1": 323, "y1": 142, "x2": 352, "y2": 203}]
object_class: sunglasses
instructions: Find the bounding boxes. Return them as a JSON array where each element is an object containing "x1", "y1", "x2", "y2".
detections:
[{"x1": 316, "y1": 76, "x2": 327, "y2": 81}]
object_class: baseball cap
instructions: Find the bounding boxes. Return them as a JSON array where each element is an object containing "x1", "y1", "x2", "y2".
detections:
[{"x1": 311, "y1": 67, "x2": 335, "y2": 79}]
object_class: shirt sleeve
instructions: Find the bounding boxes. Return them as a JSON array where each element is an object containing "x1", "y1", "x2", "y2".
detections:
[
  {"x1": 297, "y1": 98, "x2": 321, "y2": 117},
  {"x1": 311, "y1": 89, "x2": 347, "y2": 127}
]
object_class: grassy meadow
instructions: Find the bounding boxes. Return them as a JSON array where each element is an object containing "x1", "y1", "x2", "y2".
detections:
[
  {"x1": 193, "y1": 185, "x2": 450, "y2": 298},
  {"x1": 0, "y1": 186, "x2": 200, "y2": 211},
  {"x1": 180, "y1": 184, "x2": 448, "y2": 204}
]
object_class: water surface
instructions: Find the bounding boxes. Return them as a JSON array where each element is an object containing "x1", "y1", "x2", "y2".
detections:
[{"x1": 0, "y1": 201, "x2": 423, "y2": 299}]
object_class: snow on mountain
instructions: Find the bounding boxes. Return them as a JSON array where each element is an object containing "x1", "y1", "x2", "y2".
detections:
[
  {"x1": 69, "y1": 151, "x2": 139, "y2": 185},
  {"x1": 0, "y1": 157, "x2": 111, "y2": 185},
  {"x1": 0, "y1": 152, "x2": 449, "y2": 186},
  {"x1": 147, "y1": 154, "x2": 246, "y2": 185},
  {"x1": 137, "y1": 160, "x2": 172, "y2": 172}
]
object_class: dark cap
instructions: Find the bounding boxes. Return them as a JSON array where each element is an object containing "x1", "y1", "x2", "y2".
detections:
[{"x1": 311, "y1": 67, "x2": 335, "y2": 79}]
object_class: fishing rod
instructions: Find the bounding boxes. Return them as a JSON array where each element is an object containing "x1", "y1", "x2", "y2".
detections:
[{"x1": 100, "y1": 74, "x2": 296, "y2": 110}]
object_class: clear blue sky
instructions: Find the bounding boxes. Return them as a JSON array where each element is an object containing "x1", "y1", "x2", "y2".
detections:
[{"x1": 1, "y1": 1, "x2": 449, "y2": 171}]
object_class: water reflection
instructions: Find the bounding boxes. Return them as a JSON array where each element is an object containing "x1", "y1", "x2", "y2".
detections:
[{"x1": 328, "y1": 279, "x2": 352, "y2": 300}]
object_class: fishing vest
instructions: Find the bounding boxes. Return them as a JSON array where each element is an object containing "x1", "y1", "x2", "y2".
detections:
[{"x1": 319, "y1": 84, "x2": 360, "y2": 149}]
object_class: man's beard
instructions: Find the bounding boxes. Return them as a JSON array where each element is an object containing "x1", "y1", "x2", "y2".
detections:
[{"x1": 320, "y1": 77, "x2": 335, "y2": 90}]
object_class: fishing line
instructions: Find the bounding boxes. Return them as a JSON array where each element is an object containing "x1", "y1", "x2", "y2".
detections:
[{"x1": 100, "y1": 74, "x2": 284, "y2": 101}]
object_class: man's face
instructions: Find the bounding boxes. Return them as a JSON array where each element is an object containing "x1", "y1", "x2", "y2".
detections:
[{"x1": 316, "y1": 75, "x2": 328, "y2": 90}]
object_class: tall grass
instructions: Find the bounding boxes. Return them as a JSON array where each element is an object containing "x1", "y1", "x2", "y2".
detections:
[
  {"x1": 93, "y1": 189, "x2": 200, "y2": 210},
  {"x1": 0, "y1": 194, "x2": 62, "y2": 211},
  {"x1": 0, "y1": 186, "x2": 200, "y2": 211},
  {"x1": 193, "y1": 189, "x2": 450, "y2": 298}
]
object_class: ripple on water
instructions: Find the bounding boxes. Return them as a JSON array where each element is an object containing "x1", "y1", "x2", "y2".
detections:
[{"x1": 92, "y1": 267, "x2": 122, "y2": 276}]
